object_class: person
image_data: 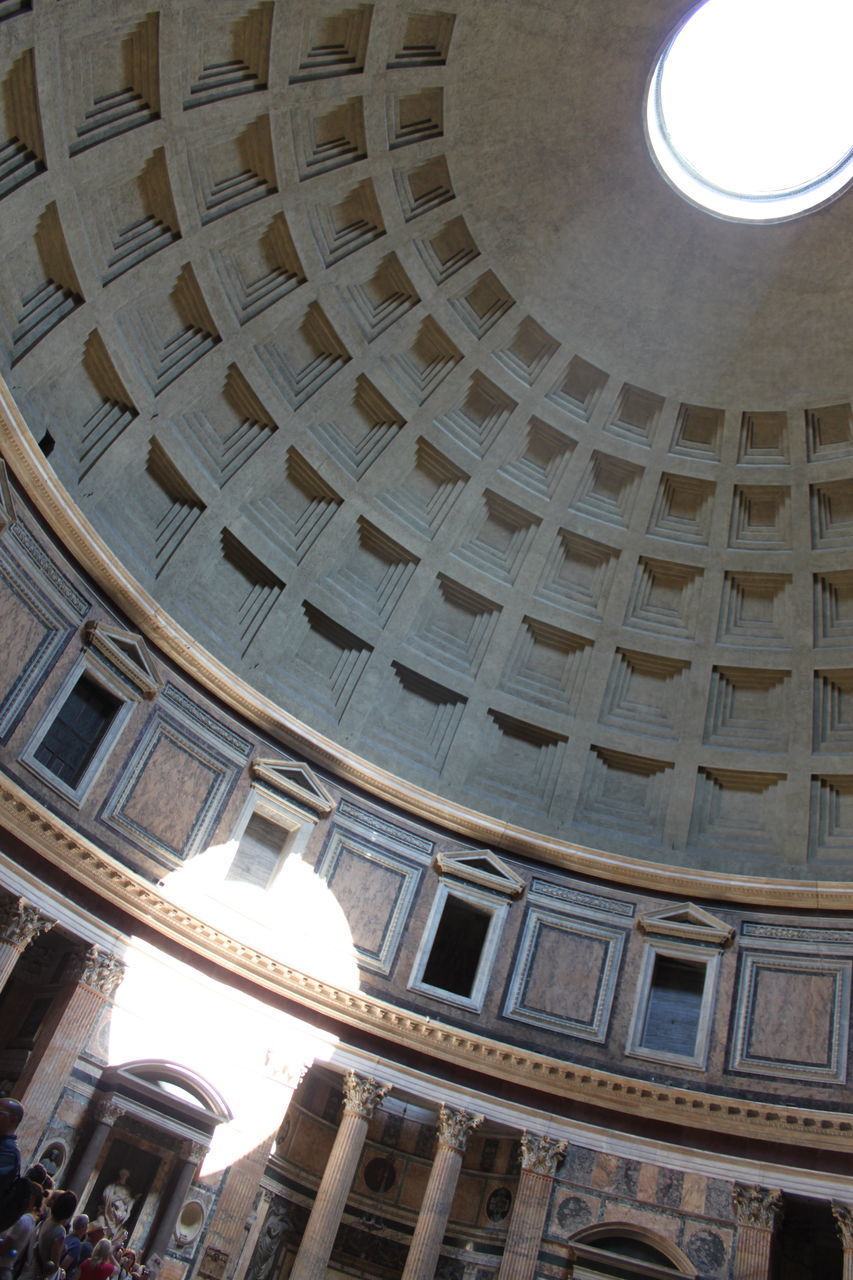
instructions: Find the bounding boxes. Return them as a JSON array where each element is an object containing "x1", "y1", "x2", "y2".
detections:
[
  {"x1": 113, "y1": 1249, "x2": 134, "y2": 1280},
  {"x1": 0, "y1": 1181, "x2": 42, "y2": 1280},
  {"x1": 18, "y1": 1189, "x2": 77, "y2": 1280},
  {"x1": 92, "y1": 1176, "x2": 134, "y2": 1247},
  {"x1": 78, "y1": 1241, "x2": 115, "y2": 1280},
  {"x1": 59, "y1": 1217, "x2": 89, "y2": 1280},
  {"x1": 0, "y1": 1104, "x2": 22, "y2": 1197}
]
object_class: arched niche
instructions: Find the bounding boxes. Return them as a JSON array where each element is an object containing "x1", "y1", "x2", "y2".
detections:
[{"x1": 571, "y1": 1222, "x2": 697, "y2": 1277}]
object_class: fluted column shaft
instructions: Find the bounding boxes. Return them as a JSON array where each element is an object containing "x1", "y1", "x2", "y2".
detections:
[
  {"x1": 832, "y1": 1203, "x2": 853, "y2": 1280},
  {"x1": 289, "y1": 1073, "x2": 389, "y2": 1280},
  {"x1": 401, "y1": 1106, "x2": 483, "y2": 1280},
  {"x1": 16, "y1": 947, "x2": 125, "y2": 1160},
  {"x1": 497, "y1": 1135, "x2": 567, "y2": 1280},
  {"x1": 732, "y1": 1185, "x2": 782, "y2": 1280},
  {"x1": 146, "y1": 1140, "x2": 206, "y2": 1263},
  {"x1": 0, "y1": 897, "x2": 54, "y2": 994},
  {"x1": 68, "y1": 1097, "x2": 125, "y2": 1196}
]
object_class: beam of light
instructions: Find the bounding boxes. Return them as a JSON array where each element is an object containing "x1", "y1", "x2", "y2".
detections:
[{"x1": 646, "y1": 0, "x2": 853, "y2": 220}]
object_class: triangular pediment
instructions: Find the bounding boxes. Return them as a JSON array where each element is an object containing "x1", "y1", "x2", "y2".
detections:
[
  {"x1": 83, "y1": 620, "x2": 162, "y2": 699},
  {"x1": 638, "y1": 902, "x2": 733, "y2": 946},
  {"x1": 0, "y1": 460, "x2": 17, "y2": 531},
  {"x1": 251, "y1": 758, "x2": 334, "y2": 814},
  {"x1": 435, "y1": 850, "x2": 526, "y2": 897}
]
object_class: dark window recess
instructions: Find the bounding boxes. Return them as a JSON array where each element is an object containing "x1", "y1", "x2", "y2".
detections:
[
  {"x1": 421, "y1": 895, "x2": 491, "y2": 998},
  {"x1": 226, "y1": 812, "x2": 286, "y2": 888},
  {"x1": 640, "y1": 955, "x2": 705, "y2": 1056},
  {"x1": 34, "y1": 675, "x2": 120, "y2": 787}
]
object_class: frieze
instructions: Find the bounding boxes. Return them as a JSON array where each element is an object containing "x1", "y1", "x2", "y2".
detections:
[
  {"x1": 10, "y1": 523, "x2": 89, "y2": 618},
  {"x1": 162, "y1": 683, "x2": 253, "y2": 761},
  {"x1": 337, "y1": 798, "x2": 434, "y2": 857},
  {"x1": 2, "y1": 774, "x2": 853, "y2": 1152},
  {"x1": 742, "y1": 921, "x2": 853, "y2": 945},
  {"x1": 529, "y1": 879, "x2": 635, "y2": 919}
]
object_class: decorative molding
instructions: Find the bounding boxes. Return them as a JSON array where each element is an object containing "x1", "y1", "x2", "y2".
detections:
[
  {"x1": 832, "y1": 1202, "x2": 853, "y2": 1250},
  {"x1": 342, "y1": 1072, "x2": 390, "y2": 1120},
  {"x1": 93, "y1": 1095, "x2": 125, "y2": 1125},
  {"x1": 83, "y1": 621, "x2": 162, "y2": 700},
  {"x1": 529, "y1": 879, "x2": 635, "y2": 920},
  {"x1": 434, "y1": 850, "x2": 526, "y2": 897},
  {"x1": 251, "y1": 758, "x2": 334, "y2": 815},
  {"x1": 337, "y1": 799, "x2": 434, "y2": 856},
  {"x1": 0, "y1": 895, "x2": 54, "y2": 949},
  {"x1": 76, "y1": 945, "x2": 126, "y2": 997},
  {"x1": 638, "y1": 902, "x2": 735, "y2": 947},
  {"x1": 732, "y1": 1184, "x2": 783, "y2": 1229},
  {"x1": 520, "y1": 1132, "x2": 567, "y2": 1176},
  {"x1": 1, "y1": 773, "x2": 852, "y2": 1152},
  {"x1": 436, "y1": 1104, "x2": 482, "y2": 1152},
  {"x1": 177, "y1": 1139, "x2": 207, "y2": 1164},
  {"x1": 0, "y1": 459, "x2": 16, "y2": 530}
]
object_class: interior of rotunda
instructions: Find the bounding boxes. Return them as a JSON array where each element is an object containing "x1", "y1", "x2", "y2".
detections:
[{"x1": 0, "y1": 1, "x2": 852, "y2": 1278}]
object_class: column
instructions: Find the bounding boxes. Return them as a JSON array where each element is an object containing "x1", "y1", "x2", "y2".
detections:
[
  {"x1": 732, "y1": 1184, "x2": 783, "y2": 1280},
  {"x1": 289, "y1": 1072, "x2": 390, "y2": 1280},
  {"x1": 68, "y1": 1096, "x2": 125, "y2": 1196},
  {"x1": 401, "y1": 1105, "x2": 483, "y2": 1280},
  {"x1": 16, "y1": 946, "x2": 126, "y2": 1160},
  {"x1": 497, "y1": 1133, "x2": 567, "y2": 1280},
  {"x1": 0, "y1": 896, "x2": 54, "y2": 993},
  {"x1": 146, "y1": 1139, "x2": 207, "y2": 1265},
  {"x1": 832, "y1": 1202, "x2": 853, "y2": 1280}
]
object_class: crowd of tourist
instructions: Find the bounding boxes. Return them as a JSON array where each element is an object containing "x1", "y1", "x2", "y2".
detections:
[{"x1": 0, "y1": 1101, "x2": 148, "y2": 1280}]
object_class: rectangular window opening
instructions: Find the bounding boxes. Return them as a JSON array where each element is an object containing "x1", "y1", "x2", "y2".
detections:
[
  {"x1": 640, "y1": 954, "x2": 706, "y2": 1058},
  {"x1": 33, "y1": 675, "x2": 121, "y2": 788},
  {"x1": 226, "y1": 811, "x2": 289, "y2": 889},
  {"x1": 421, "y1": 894, "x2": 491, "y2": 998}
]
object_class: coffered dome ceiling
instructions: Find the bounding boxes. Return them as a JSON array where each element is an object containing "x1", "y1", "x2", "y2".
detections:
[{"x1": 2, "y1": 0, "x2": 853, "y2": 881}]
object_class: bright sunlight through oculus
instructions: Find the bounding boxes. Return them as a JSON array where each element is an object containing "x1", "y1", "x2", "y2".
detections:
[{"x1": 646, "y1": 0, "x2": 853, "y2": 221}]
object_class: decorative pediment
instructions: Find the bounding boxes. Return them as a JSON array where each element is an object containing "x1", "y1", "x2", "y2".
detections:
[
  {"x1": 638, "y1": 902, "x2": 734, "y2": 946},
  {"x1": 0, "y1": 459, "x2": 16, "y2": 532},
  {"x1": 84, "y1": 620, "x2": 162, "y2": 699},
  {"x1": 251, "y1": 758, "x2": 334, "y2": 815},
  {"x1": 434, "y1": 850, "x2": 526, "y2": 897}
]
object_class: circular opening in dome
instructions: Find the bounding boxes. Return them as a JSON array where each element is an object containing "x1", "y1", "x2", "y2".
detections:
[{"x1": 645, "y1": 0, "x2": 853, "y2": 221}]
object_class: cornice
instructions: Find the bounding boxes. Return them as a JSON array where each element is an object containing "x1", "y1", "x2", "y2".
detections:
[
  {"x1": 1, "y1": 391, "x2": 852, "y2": 910},
  {"x1": 1, "y1": 773, "x2": 850, "y2": 1153}
]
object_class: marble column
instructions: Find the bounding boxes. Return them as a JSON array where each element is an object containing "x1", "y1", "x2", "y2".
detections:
[
  {"x1": 16, "y1": 946, "x2": 126, "y2": 1160},
  {"x1": 832, "y1": 1202, "x2": 853, "y2": 1280},
  {"x1": 68, "y1": 1096, "x2": 126, "y2": 1197},
  {"x1": 289, "y1": 1072, "x2": 390, "y2": 1280},
  {"x1": 146, "y1": 1139, "x2": 207, "y2": 1265},
  {"x1": 732, "y1": 1184, "x2": 783, "y2": 1280},
  {"x1": 401, "y1": 1105, "x2": 483, "y2": 1280},
  {"x1": 0, "y1": 896, "x2": 54, "y2": 992},
  {"x1": 497, "y1": 1133, "x2": 567, "y2": 1280}
]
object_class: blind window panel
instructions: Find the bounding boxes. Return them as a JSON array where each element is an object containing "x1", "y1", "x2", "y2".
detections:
[
  {"x1": 641, "y1": 954, "x2": 705, "y2": 1056},
  {"x1": 227, "y1": 812, "x2": 287, "y2": 888}
]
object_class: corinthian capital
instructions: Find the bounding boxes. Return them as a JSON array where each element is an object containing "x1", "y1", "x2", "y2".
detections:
[
  {"x1": 732, "y1": 1184, "x2": 783, "y2": 1230},
  {"x1": 832, "y1": 1202, "x2": 853, "y2": 1250},
  {"x1": 342, "y1": 1072, "x2": 391, "y2": 1119},
  {"x1": 77, "y1": 945, "x2": 126, "y2": 997},
  {"x1": 436, "y1": 1104, "x2": 483, "y2": 1153},
  {"x1": 520, "y1": 1132, "x2": 567, "y2": 1176},
  {"x1": 0, "y1": 897, "x2": 54, "y2": 949},
  {"x1": 94, "y1": 1095, "x2": 125, "y2": 1125},
  {"x1": 177, "y1": 1139, "x2": 207, "y2": 1164}
]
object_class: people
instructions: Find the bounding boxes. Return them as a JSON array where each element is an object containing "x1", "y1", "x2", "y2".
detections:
[
  {"x1": 59, "y1": 1216, "x2": 89, "y2": 1280},
  {"x1": 0, "y1": 1180, "x2": 43, "y2": 1280},
  {"x1": 78, "y1": 1240, "x2": 115, "y2": 1280},
  {"x1": 92, "y1": 1175, "x2": 134, "y2": 1246},
  {"x1": 18, "y1": 1189, "x2": 77, "y2": 1280},
  {"x1": 0, "y1": 1102, "x2": 23, "y2": 1218}
]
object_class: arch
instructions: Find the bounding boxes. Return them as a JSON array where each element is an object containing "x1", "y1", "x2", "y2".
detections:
[
  {"x1": 99, "y1": 1060, "x2": 233, "y2": 1125},
  {"x1": 571, "y1": 1222, "x2": 696, "y2": 1274}
]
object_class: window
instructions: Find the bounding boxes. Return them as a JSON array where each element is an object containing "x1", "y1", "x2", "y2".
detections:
[
  {"x1": 626, "y1": 903, "x2": 733, "y2": 1069},
  {"x1": 33, "y1": 675, "x2": 120, "y2": 788},
  {"x1": 409, "y1": 879, "x2": 512, "y2": 1012},
  {"x1": 226, "y1": 811, "x2": 292, "y2": 889}
]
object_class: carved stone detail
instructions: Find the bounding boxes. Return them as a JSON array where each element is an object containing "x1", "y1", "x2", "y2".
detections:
[
  {"x1": 77, "y1": 946, "x2": 126, "y2": 997},
  {"x1": 520, "y1": 1132, "x2": 567, "y2": 1176},
  {"x1": 94, "y1": 1095, "x2": 125, "y2": 1125},
  {"x1": 732, "y1": 1184, "x2": 783, "y2": 1229},
  {"x1": 436, "y1": 1104, "x2": 483, "y2": 1152},
  {"x1": 341, "y1": 1072, "x2": 390, "y2": 1119},
  {"x1": 832, "y1": 1202, "x2": 853, "y2": 1250},
  {"x1": 0, "y1": 897, "x2": 55, "y2": 949},
  {"x1": 177, "y1": 1139, "x2": 207, "y2": 1164}
]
